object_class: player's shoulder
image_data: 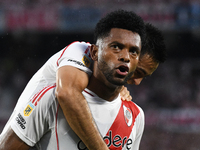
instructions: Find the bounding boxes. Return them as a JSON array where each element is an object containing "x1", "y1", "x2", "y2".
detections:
[
  {"x1": 67, "y1": 41, "x2": 91, "y2": 49},
  {"x1": 62, "y1": 41, "x2": 91, "y2": 56}
]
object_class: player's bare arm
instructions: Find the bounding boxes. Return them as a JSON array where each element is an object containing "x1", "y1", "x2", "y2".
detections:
[
  {"x1": 55, "y1": 66, "x2": 109, "y2": 150},
  {"x1": 0, "y1": 127, "x2": 30, "y2": 150}
]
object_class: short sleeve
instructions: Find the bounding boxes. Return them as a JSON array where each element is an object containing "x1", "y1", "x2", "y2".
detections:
[
  {"x1": 11, "y1": 85, "x2": 56, "y2": 147},
  {"x1": 57, "y1": 41, "x2": 93, "y2": 76}
]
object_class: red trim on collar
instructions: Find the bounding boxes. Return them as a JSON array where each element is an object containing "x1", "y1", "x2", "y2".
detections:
[{"x1": 83, "y1": 90, "x2": 94, "y2": 97}]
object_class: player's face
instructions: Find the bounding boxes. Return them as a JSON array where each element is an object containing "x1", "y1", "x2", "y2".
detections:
[
  {"x1": 127, "y1": 54, "x2": 159, "y2": 85},
  {"x1": 95, "y1": 28, "x2": 141, "y2": 86}
]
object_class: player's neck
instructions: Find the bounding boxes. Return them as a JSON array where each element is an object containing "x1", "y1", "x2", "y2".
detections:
[{"x1": 87, "y1": 75, "x2": 122, "y2": 102}]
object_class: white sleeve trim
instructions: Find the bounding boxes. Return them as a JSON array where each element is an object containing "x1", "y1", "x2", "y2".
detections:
[{"x1": 11, "y1": 124, "x2": 36, "y2": 147}]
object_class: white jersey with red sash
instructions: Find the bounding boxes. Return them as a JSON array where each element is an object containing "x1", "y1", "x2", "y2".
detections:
[
  {"x1": 9, "y1": 86, "x2": 144, "y2": 150},
  {"x1": 103, "y1": 99, "x2": 144, "y2": 150}
]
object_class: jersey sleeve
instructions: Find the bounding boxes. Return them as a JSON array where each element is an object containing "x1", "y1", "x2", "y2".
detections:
[
  {"x1": 10, "y1": 84, "x2": 57, "y2": 147},
  {"x1": 56, "y1": 41, "x2": 93, "y2": 76}
]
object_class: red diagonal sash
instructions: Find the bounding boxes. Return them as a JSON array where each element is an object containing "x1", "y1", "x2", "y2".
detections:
[{"x1": 104, "y1": 100, "x2": 140, "y2": 150}]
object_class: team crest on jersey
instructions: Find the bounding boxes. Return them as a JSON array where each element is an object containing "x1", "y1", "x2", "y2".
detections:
[
  {"x1": 123, "y1": 105, "x2": 133, "y2": 127},
  {"x1": 82, "y1": 55, "x2": 91, "y2": 67},
  {"x1": 24, "y1": 102, "x2": 35, "y2": 116}
]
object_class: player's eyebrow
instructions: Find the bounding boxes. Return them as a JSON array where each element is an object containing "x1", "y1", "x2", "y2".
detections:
[
  {"x1": 137, "y1": 67, "x2": 148, "y2": 76},
  {"x1": 109, "y1": 41, "x2": 123, "y2": 47},
  {"x1": 110, "y1": 41, "x2": 140, "y2": 50}
]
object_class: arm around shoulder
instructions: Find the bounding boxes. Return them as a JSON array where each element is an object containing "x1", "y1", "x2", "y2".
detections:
[{"x1": 56, "y1": 66, "x2": 109, "y2": 150}]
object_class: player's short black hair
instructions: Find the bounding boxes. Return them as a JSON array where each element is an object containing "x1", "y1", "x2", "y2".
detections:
[
  {"x1": 94, "y1": 9, "x2": 145, "y2": 45},
  {"x1": 141, "y1": 23, "x2": 167, "y2": 63}
]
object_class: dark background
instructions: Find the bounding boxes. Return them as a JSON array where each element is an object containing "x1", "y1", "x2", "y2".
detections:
[{"x1": 0, "y1": 0, "x2": 200, "y2": 149}]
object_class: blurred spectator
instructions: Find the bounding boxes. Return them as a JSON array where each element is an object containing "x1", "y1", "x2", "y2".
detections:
[
  {"x1": 175, "y1": 0, "x2": 191, "y2": 30},
  {"x1": 0, "y1": 0, "x2": 198, "y2": 32},
  {"x1": 190, "y1": 0, "x2": 200, "y2": 29}
]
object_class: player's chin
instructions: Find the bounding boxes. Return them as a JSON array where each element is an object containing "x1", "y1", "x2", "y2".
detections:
[{"x1": 109, "y1": 78, "x2": 127, "y2": 86}]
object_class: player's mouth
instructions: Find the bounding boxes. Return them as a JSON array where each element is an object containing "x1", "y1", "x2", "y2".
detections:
[{"x1": 116, "y1": 65, "x2": 129, "y2": 76}]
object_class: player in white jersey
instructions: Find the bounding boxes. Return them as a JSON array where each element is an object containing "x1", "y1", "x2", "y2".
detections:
[
  {"x1": 0, "y1": 9, "x2": 147, "y2": 150},
  {"x1": 2, "y1": 9, "x2": 146, "y2": 149},
  {"x1": 0, "y1": 10, "x2": 167, "y2": 150},
  {"x1": 9, "y1": 85, "x2": 144, "y2": 150},
  {"x1": 0, "y1": 39, "x2": 144, "y2": 150}
]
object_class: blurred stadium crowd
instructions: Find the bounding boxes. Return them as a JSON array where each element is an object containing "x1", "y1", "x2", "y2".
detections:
[
  {"x1": 0, "y1": 0, "x2": 200, "y2": 149},
  {"x1": 0, "y1": 0, "x2": 200, "y2": 32}
]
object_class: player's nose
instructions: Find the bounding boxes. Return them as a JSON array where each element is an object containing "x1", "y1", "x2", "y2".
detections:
[{"x1": 118, "y1": 49, "x2": 130, "y2": 63}]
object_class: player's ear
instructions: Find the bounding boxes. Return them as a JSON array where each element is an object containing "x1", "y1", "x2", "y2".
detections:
[{"x1": 90, "y1": 44, "x2": 98, "y2": 61}]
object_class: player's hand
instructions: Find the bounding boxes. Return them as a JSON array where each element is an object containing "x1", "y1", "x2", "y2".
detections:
[{"x1": 120, "y1": 86, "x2": 132, "y2": 101}]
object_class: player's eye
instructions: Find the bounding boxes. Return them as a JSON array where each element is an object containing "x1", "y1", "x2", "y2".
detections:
[
  {"x1": 129, "y1": 48, "x2": 139, "y2": 55},
  {"x1": 112, "y1": 44, "x2": 119, "y2": 49}
]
